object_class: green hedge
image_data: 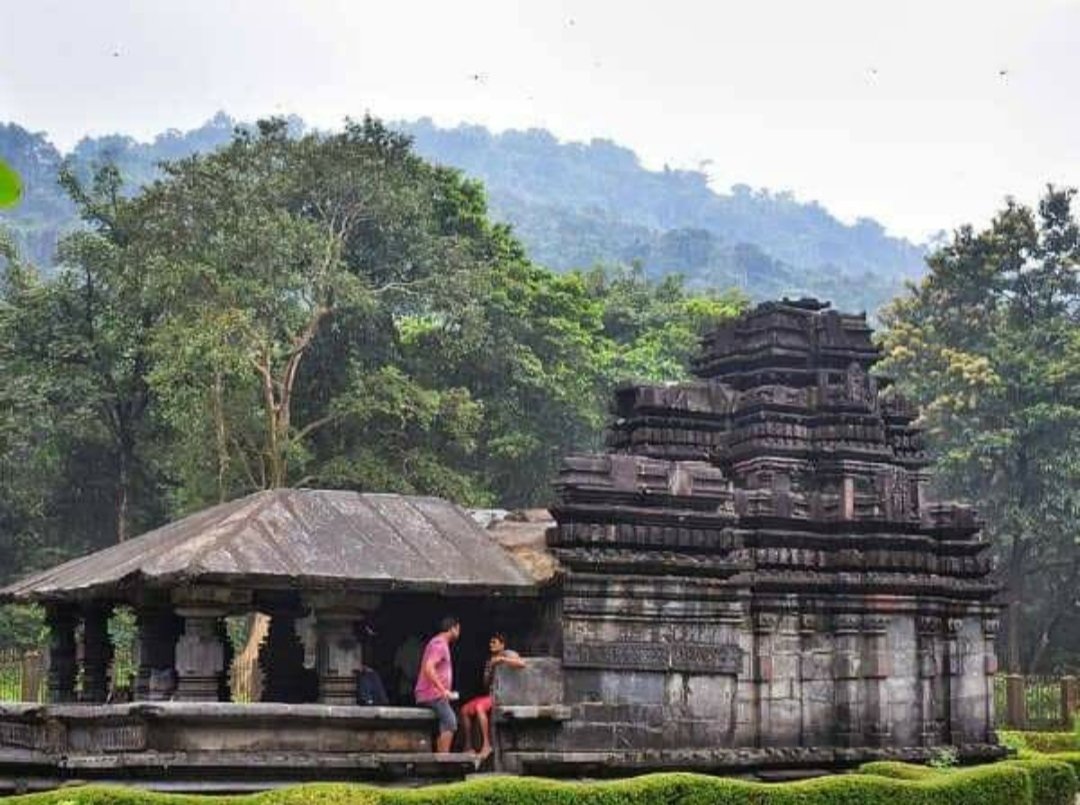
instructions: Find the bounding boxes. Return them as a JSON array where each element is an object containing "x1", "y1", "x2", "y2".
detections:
[
  {"x1": 7, "y1": 767, "x2": 1037, "y2": 805},
  {"x1": 857, "y1": 761, "x2": 938, "y2": 781},
  {"x1": 858, "y1": 758, "x2": 1078, "y2": 805},
  {"x1": 998, "y1": 730, "x2": 1080, "y2": 754},
  {"x1": 999, "y1": 758, "x2": 1079, "y2": 805},
  {"x1": 1043, "y1": 751, "x2": 1080, "y2": 779}
]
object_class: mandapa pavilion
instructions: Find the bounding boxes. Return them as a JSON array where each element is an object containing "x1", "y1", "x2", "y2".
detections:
[{"x1": 0, "y1": 490, "x2": 554, "y2": 789}]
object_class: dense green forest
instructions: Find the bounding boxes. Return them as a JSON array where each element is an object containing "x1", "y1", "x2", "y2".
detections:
[
  {"x1": 881, "y1": 187, "x2": 1080, "y2": 673},
  {"x1": 0, "y1": 113, "x2": 924, "y2": 314}
]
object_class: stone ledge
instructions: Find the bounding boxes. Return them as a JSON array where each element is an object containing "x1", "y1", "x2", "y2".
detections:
[
  {"x1": 506, "y1": 743, "x2": 1007, "y2": 776},
  {"x1": 0, "y1": 702, "x2": 437, "y2": 723},
  {"x1": 55, "y1": 751, "x2": 478, "y2": 771}
]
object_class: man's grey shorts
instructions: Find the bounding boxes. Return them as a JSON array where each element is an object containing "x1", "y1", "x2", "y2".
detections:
[{"x1": 421, "y1": 697, "x2": 457, "y2": 734}]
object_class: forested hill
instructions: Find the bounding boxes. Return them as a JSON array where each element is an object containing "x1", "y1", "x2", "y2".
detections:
[{"x1": 0, "y1": 112, "x2": 926, "y2": 312}]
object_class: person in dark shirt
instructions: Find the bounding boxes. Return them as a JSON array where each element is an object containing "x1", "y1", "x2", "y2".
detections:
[
  {"x1": 460, "y1": 632, "x2": 524, "y2": 760},
  {"x1": 355, "y1": 620, "x2": 389, "y2": 706}
]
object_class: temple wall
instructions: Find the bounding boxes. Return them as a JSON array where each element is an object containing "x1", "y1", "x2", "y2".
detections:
[{"x1": 544, "y1": 608, "x2": 995, "y2": 754}]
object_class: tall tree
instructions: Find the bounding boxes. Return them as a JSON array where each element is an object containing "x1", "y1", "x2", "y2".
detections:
[
  {"x1": 0, "y1": 165, "x2": 163, "y2": 543},
  {"x1": 143, "y1": 118, "x2": 495, "y2": 505},
  {"x1": 879, "y1": 187, "x2": 1080, "y2": 673}
]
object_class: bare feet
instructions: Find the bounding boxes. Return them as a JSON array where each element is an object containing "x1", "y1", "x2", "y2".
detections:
[{"x1": 477, "y1": 745, "x2": 493, "y2": 762}]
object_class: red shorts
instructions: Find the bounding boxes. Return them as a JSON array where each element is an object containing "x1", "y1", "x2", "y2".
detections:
[{"x1": 460, "y1": 694, "x2": 493, "y2": 717}]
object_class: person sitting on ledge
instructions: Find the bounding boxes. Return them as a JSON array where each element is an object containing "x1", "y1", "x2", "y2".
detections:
[
  {"x1": 461, "y1": 631, "x2": 525, "y2": 760},
  {"x1": 414, "y1": 615, "x2": 461, "y2": 754}
]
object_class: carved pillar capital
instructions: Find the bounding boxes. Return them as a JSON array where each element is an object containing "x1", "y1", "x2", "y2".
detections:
[
  {"x1": 833, "y1": 613, "x2": 862, "y2": 634},
  {"x1": 752, "y1": 612, "x2": 780, "y2": 634},
  {"x1": 798, "y1": 614, "x2": 819, "y2": 635},
  {"x1": 916, "y1": 615, "x2": 942, "y2": 636}
]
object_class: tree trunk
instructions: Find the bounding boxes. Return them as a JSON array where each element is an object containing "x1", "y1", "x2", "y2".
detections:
[
  {"x1": 1005, "y1": 533, "x2": 1026, "y2": 673},
  {"x1": 1026, "y1": 561, "x2": 1080, "y2": 673},
  {"x1": 213, "y1": 372, "x2": 230, "y2": 503},
  {"x1": 116, "y1": 443, "x2": 131, "y2": 543}
]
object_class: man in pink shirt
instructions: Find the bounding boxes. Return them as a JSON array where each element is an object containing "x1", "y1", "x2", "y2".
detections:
[{"x1": 414, "y1": 616, "x2": 461, "y2": 753}]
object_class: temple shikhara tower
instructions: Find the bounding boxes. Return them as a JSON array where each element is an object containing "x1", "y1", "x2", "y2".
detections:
[{"x1": 528, "y1": 297, "x2": 1001, "y2": 772}]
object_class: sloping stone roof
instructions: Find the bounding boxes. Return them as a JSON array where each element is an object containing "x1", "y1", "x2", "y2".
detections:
[{"x1": 0, "y1": 489, "x2": 540, "y2": 603}]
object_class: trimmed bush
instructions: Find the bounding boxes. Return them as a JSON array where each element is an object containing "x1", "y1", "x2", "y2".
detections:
[
  {"x1": 857, "y1": 761, "x2": 938, "y2": 781},
  {"x1": 999, "y1": 758, "x2": 1078, "y2": 805},
  {"x1": 7, "y1": 767, "x2": 1037, "y2": 805},
  {"x1": 1044, "y1": 751, "x2": 1080, "y2": 779},
  {"x1": 858, "y1": 757, "x2": 1078, "y2": 805},
  {"x1": 998, "y1": 730, "x2": 1080, "y2": 754}
]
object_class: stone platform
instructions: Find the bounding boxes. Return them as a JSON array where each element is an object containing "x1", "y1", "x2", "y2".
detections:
[{"x1": 0, "y1": 702, "x2": 477, "y2": 791}]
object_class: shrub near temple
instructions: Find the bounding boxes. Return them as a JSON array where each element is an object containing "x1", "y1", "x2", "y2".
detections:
[
  {"x1": 1043, "y1": 752, "x2": 1080, "y2": 780},
  {"x1": 5, "y1": 767, "x2": 1038, "y2": 805},
  {"x1": 998, "y1": 758, "x2": 1080, "y2": 805},
  {"x1": 859, "y1": 758, "x2": 1078, "y2": 805},
  {"x1": 998, "y1": 730, "x2": 1080, "y2": 754}
]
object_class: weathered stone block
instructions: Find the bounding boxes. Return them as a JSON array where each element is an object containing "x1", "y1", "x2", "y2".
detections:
[{"x1": 492, "y1": 657, "x2": 563, "y2": 706}]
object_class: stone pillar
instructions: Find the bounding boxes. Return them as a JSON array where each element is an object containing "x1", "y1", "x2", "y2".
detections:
[
  {"x1": 731, "y1": 604, "x2": 757, "y2": 747},
  {"x1": 841, "y1": 476, "x2": 855, "y2": 520},
  {"x1": 916, "y1": 615, "x2": 943, "y2": 745},
  {"x1": 174, "y1": 607, "x2": 227, "y2": 701},
  {"x1": 943, "y1": 617, "x2": 964, "y2": 743},
  {"x1": 45, "y1": 603, "x2": 77, "y2": 703},
  {"x1": 862, "y1": 614, "x2": 891, "y2": 746},
  {"x1": 217, "y1": 619, "x2": 234, "y2": 702},
  {"x1": 983, "y1": 617, "x2": 1000, "y2": 739},
  {"x1": 1004, "y1": 674, "x2": 1026, "y2": 730},
  {"x1": 1061, "y1": 676, "x2": 1079, "y2": 728},
  {"x1": 833, "y1": 613, "x2": 862, "y2": 746},
  {"x1": 797, "y1": 613, "x2": 833, "y2": 746},
  {"x1": 314, "y1": 611, "x2": 363, "y2": 705},
  {"x1": 134, "y1": 606, "x2": 181, "y2": 700},
  {"x1": 308, "y1": 594, "x2": 380, "y2": 705},
  {"x1": 751, "y1": 611, "x2": 778, "y2": 747},
  {"x1": 80, "y1": 604, "x2": 113, "y2": 703},
  {"x1": 261, "y1": 609, "x2": 308, "y2": 703}
]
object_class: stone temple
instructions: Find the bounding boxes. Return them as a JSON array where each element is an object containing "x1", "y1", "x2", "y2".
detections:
[
  {"x1": 513, "y1": 297, "x2": 1002, "y2": 774},
  {"x1": 0, "y1": 298, "x2": 1001, "y2": 789}
]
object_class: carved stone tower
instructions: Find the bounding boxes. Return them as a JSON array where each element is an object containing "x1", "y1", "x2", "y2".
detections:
[{"x1": 545, "y1": 298, "x2": 1000, "y2": 771}]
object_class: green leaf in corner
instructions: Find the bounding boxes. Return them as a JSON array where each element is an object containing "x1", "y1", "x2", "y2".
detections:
[{"x1": 0, "y1": 159, "x2": 22, "y2": 207}]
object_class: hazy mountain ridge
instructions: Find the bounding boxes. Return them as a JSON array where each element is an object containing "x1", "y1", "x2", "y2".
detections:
[{"x1": 0, "y1": 113, "x2": 925, "y2": 312}]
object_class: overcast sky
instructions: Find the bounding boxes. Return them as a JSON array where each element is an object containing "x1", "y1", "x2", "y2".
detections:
[{"x1": 3, "y1": 0, "x2": 1079, "y2": 241}]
